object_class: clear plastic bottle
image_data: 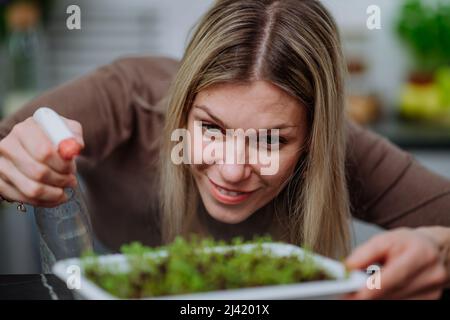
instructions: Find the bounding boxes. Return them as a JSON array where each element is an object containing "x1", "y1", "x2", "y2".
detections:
[
  {"x1": 32, "y1": 107, "x2": 93, "y2": 273},
  {"x1": 34, "y1": 186, "x2": 93, "y2": 273}
]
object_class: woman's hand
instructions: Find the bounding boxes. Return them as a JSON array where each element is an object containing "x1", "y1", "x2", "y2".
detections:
[
  {"x1": 0, "y1": 116, "x2": 84, "y2": 207},
  {"x1": 344, "y1": 227, "x2": 450, "y2": 300}
]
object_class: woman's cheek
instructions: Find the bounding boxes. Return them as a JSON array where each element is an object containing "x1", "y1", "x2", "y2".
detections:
[
  {"x1": 277, "y1": 149, "x2": 303, "y2": 179},
  {"x1": 248, "y1": 147, "x2": 292, "y2": 178},
  {"x1": 190, "y1": 136, "x2": 225, "y2": 174},
  {"x1": 186, "y1": 122, "x2": 204, "y2": 166},
  {"x1": 203, "y1": 138, "x2": 226, "y2": 165}
]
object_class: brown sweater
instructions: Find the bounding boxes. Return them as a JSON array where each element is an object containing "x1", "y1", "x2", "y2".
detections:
[{"x1": 1, "y1": 56, "x2": 450, "y2": 251}]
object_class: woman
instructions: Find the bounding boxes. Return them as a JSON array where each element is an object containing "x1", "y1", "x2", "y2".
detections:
[{"x1": 0, "y1": 0, "x2": 449, "y2": 299}]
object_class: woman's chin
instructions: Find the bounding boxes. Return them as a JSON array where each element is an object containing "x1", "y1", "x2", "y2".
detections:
[{"x1": 204, "y1": 204, "x2": 252, "y2": 224}]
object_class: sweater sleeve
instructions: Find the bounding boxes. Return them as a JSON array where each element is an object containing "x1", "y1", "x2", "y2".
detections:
[
  {"x1": 346, "y1": 120, "x2": 450, "y2": 229},
  {"x1": 0, "y1": 56, "x2": 179, "y2": 167}
]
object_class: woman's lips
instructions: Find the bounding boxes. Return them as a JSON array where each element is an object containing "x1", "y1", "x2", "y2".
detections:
[{"x1": 208, "y1": 178, "x2": 255, "y2": 205}]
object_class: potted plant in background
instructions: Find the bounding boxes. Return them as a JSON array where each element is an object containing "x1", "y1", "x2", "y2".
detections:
[{"x1": 396, "y1": 0, "x2": 450, "y2": 124}]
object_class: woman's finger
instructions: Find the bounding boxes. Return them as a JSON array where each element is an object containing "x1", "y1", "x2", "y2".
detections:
[
  {"x1": 346, "y1": 234, "x2": 432, "y2": 299},
  {"x1": 0, "y1": 156, "x2": 66, "y2": 203},
  {"x1": 0, "y1": 174, "x2": 67, "y2": 207},
  {"x1": 0, "y1": 174, "x2": 30, "y2": 203},
  {"x1": 388, "y1": 264, "x2": 448, "y2": 299},
  {"x1": 12, "y1": 118, "x2": 75, "y2": 174},
  {"x1": 361, "y1": 248, "x2": 429, "y2": 299},
  {"x1": 377, "y1": 232, "x2": 445, "y2": 298},
  {"x1": 0, "y1": 134, "x2": 77, "y2": 188},
  {"x1": 61, "y1": 116, "x2": 85, "y2": 148},
  {"x1": 345, "y1": 229, "x2": 447, "y2": 300},
  {"x1": 345, "y1": 233, "x2": 393, "y2": 270}
]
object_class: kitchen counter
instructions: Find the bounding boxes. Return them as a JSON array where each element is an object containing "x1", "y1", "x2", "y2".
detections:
[
  {"x1": 1, "y1": 274, "x2": 449, "y2": 300},
  {"x1": 370, "y1": 118, "x2": 450, "y2": 150},
  {"x1": 369, "y1": 118, "x2": 450, "y2": 179},
  {"x1": 0, "y1": 274, "x2": 74, "y2": 300}
]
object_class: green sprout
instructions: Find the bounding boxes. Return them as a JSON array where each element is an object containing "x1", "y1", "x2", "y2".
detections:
[{"x1": 82, "y1": 236, "x2": 334, "y2": 299}]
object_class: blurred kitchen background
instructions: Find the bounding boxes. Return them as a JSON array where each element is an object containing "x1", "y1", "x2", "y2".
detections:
[{"x1": 0, "y1": 0, "x2": 449, "y2": 273}]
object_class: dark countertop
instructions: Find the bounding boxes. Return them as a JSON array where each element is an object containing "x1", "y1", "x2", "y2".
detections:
[
  {"x1": 0, "y1": 274, "x2": 74, "y2": 300},
  {"x1": 370, "y1": 118, "x2": 450, "y2": 150},
  {"x1": 1, "y1": 274, "x2": 449, "y2": 300}
]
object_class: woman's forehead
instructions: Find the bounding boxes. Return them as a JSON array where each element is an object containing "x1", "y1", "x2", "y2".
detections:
[{"x1": 193, "y1": 81, "x2": 305, "y2": 127}]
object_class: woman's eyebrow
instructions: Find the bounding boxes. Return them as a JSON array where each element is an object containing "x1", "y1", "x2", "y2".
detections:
[
  {"x1": 194, "y1": 104, "x2": 298, "y2": 130},
  {"x1": 194, "y1": 105, "x2": 227, "y2": 128}
]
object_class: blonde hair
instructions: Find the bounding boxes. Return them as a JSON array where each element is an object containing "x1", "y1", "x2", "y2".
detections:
[{"x1": 160, "y1": 0, "x2": 350, "y2": 258}]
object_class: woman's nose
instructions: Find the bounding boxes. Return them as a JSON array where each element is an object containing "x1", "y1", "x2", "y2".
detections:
[{"x1": 219, "y1": 164, "x2": 251, "y2": 183}]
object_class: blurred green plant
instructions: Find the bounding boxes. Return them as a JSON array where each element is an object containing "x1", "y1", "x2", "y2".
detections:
[
  {"x1": 0, "y1": 0, "x2": 54, "y2": 44},
  {"x1": 82, "y1": 236, "x2": 333, "y2": 299},
  {"x1": 396, "y1": 0, "x2": 450, "y2": 72}
]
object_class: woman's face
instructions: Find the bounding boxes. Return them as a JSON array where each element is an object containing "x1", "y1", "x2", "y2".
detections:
[{"x1": 187, "y1": 80, "x2": 308, "y2": 224}]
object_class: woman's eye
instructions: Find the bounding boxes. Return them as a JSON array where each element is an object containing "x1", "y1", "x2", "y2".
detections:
[
  {"x1": 259, "y1": 135, "x2": 286, "y2": 149},
  {"x1": 267, "y1": 135, "x2": 275, "y2": 145},
  {"x1": 201, "y1": 123, "x2": 223, "y2": 135}
]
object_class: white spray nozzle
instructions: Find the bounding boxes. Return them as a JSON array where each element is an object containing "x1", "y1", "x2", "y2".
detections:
[
  {"x1": 33, "y1": 107, "x2": 74, "y2": 146},
  {"x1": 33, "y1": 107, "x2": 81, "y2": 160}
]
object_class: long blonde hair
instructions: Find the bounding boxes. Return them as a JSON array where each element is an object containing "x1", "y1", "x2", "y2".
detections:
[{"x1": 160, "y1": 0, "x2": 350, "y2": 258}]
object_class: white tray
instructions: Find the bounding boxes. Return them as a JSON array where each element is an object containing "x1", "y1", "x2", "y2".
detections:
[{"x1": 53, "y1": 242, "x2": 367, "y2": 300}]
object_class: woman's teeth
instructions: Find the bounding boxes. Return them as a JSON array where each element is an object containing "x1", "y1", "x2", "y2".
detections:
[{"x1": 216, "y1": 186, "x2": 244, "y2": 197}]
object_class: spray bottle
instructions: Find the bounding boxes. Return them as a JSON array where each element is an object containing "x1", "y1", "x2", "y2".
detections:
[{"x1": 32, "y1": 107, "x2": 93, "y2": 273}]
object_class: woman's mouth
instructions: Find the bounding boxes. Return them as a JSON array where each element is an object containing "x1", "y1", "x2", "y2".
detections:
[{"x1": 208, "y1": 178, "x2": 255, "y2": 205}]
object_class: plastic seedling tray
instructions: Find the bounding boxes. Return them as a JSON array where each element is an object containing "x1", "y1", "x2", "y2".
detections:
[{"x1": 53, "y1": 242, "x2": 367, "y2": 300}]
